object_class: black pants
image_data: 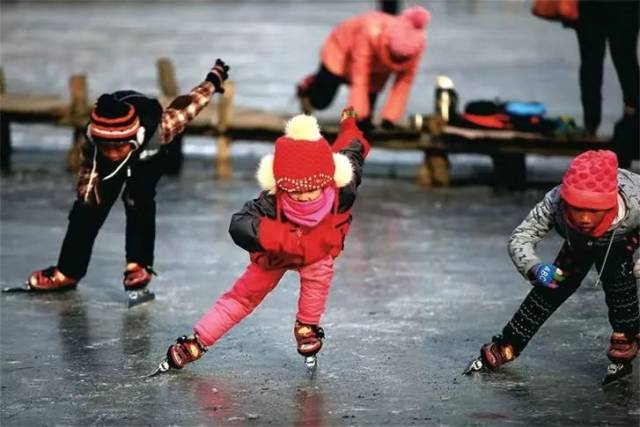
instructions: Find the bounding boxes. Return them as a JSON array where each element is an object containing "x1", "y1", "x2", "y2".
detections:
[
  {"x1": 307, "y1": 64, "x2": 379, "y2": 116},
  {"x1": 57, "y1": 154, "x2": 165, "y2": 280},
  {"x1": 575, "y1": 0, "x2": 639, "y2": 134},
  {"x1": 499, "y1": 230, "x2": 639, "y2": 354}
]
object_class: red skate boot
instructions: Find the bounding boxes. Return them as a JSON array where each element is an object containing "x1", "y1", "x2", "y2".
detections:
[
  {"x1": 603, "y1": 332, "x2": 638, "y2": 385},
  {"x1": 464, "y1": 337, "x2": 517, "y2": 374},
  {"x1": 123, "y1": 263, "x2": 156, "y2": 307},
  {"x1": 481, "y1": 342, "x2": 517, "y2": 370},
  {"x1": 25, "y1": 266, "x2": 77, "y2": 292},
  {"x1": 294, "y1": 320, "x2": 324, "y2": 373},
  {"x1": 167, "y1": 334, "x2": 208, "y2": 369}
]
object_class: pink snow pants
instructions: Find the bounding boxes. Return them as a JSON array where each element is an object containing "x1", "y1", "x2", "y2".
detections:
[{"x1": 194, "y1": 255, "x2": 334, "y2": 347}]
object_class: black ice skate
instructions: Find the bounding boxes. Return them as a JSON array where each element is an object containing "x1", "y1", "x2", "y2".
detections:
[
  {"x1": 463, "y1": 357, "x2": 486, "y2": 375},
  {"x1": 144, "y1": 358, "x2": 172, "y2": 378},
  {"x1": 124, "y1": 265, "x2": 156, "y2": 308},
  {"x1": 602, "y1": 362, "x2": 633, "y2": 386},
  {"x1": 127, "y1": 288, "x2": 155, "y2": 308}
]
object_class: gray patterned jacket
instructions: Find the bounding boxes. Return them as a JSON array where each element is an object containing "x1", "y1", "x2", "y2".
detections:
[{"x1": 508, "y1": 169, "x2": 640, "y2": 278}]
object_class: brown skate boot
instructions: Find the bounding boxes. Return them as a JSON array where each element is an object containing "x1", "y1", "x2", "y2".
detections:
[
  {"x1": 27, "y1": 266, "x2": 77, "y2": 292},
  {"x1": 167, "y1": 334, "x2": 208, "y2": 369},
  {"x1": 480, "y1": 341, "x2": 517, "y2": 371},
  {"x1": 123, "y1": 263, "x2": 156, "y2": 291}
]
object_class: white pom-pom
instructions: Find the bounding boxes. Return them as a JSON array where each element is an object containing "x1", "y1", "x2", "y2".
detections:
[
  {"x1": 333, "y1": 153, "x2": 353, "y2": 188},
  {"x1": 284, "y1": 114, "x2": 322, "y2": 141},
  {"x1": 256, "y1": 154, "x2": 276, "y2": 193}
]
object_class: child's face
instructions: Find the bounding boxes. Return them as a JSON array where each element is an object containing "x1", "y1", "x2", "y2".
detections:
[
  {"x1": 99, "y1": 143, "x2": 134, "y2": 162},
  {"x1": 565, "y1": 204, "x2": 608, "y2": 233},
  {"x1": 289, "y1": 188, "x2": 322, "y2": 202}
]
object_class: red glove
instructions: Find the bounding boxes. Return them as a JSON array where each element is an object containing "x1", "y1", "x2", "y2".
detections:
[
  {"x1": 333, "y1": 106, "x2": 370, "y2": 157},
  {"x1": 258, "y1": 218, "x2": 303, "y2": 257}
]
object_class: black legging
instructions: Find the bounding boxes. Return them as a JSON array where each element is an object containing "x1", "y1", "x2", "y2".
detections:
[
  {"x1": 499, "y1": 230, "x2": 639, "y2": 354},
  {"x1": 57, "y1": 152, "x2": 166, "y2": 280},
  {"x1": 307, "y1": 64, "x2": 379, "y2": 117},
  {"x1": 575, "y1": 0, "x2": 639, "y2": 134}
]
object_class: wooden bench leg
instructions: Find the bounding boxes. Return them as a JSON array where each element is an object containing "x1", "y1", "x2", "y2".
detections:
[
  {"x1": 417, "y1": 150, "x2": 450, "y2": 187},
  {"x1": 491, "y1": 153, "x2": 526, "y2": 190},
  {"x1": 65, "y1": 127, "x2": 84, "y2": 173},
  {"x1": 1, "y1": 114, "x2": 10, "y2": 172},
  {"x1": 216, "y1": 135, "x2": 233, "y2": 179}
]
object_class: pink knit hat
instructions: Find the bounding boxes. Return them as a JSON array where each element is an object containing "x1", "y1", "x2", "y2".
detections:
[
  {"x1": 559, "y1": 150, "x2": 619, "y2": 210},
  {"x1": 387, "y1": 6, "x2": 431, "y2": 58}
]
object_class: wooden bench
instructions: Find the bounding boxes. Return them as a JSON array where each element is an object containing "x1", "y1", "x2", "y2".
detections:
[{"x1": 0, "y1": 60, "x2": 614, "y2": 188}]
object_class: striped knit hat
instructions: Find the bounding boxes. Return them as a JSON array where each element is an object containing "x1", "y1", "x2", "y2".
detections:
[{"x1": 88, "y1": 94, "x2": 140, "y2": 145}]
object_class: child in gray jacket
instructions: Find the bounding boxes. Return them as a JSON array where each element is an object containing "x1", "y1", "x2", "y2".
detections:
[{"x1": 466, "y1": 150, "x2": 640, "y2": 385}]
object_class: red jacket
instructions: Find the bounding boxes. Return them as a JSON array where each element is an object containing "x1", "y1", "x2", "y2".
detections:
[
  {"x1": 229, "y1": 119, "x2": 370, "y2": 269},
  {"x1": 320, "y1": 11, "x2": 423, "y2": 122}
]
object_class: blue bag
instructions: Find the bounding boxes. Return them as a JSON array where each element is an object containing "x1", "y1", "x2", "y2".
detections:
[{"x1": 505, "y1": 101, "x2": 547, "y2": 117}]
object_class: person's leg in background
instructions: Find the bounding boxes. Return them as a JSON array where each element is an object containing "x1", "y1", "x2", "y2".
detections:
[
  {"x1": 575, "y1": 17, "x2": 607, "y2": 135},
  {"x1": 297, "y1": 64, "x2": 346, "y2": 114},
  {"x1": 607, "y1": 1, "x2": 639, "y2": 167}
]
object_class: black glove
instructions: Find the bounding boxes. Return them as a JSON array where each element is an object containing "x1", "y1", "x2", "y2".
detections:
[
  {"x1": 381, "y1": 119, "x2": 396, "y2": 130},
  {"x1": 205, "y1": 59, "x2": 230, "y2": 94}
]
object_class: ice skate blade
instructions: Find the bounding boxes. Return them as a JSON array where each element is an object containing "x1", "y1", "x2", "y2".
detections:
[
  {"x1": 127, "y1": 289, "x2": 155, "y2": 308},
  {"x1": 2, "y1": 284, "x2": 31, "y2": 293},
  {"x1": 463, "y1": 357, "x2": 485, "y2": 375},
  {"x1": 304, "y1": 355, "x2": 318, "y2": 375},
  {"x1": 3, "y1": 282, "x2": 76, "y2": 293},
  {"x1": 144, "y1": 359, "x2": 171, "y2": 378},
  {"x1": 602, "y1": 362, "x2": 633, "y2": 386}
]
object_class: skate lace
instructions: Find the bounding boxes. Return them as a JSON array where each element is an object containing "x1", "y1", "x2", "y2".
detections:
[{"x1": 42, "y1": 266, "x2": 57, "y2": 279}]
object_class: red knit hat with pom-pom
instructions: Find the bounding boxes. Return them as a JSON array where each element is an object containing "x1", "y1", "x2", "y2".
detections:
[
  {"x1": 255, "y1": 114, "x2": 354, "y2": 193},
  {"x1": 559, "y1": 150, "x2": 618, "y2": 209}
]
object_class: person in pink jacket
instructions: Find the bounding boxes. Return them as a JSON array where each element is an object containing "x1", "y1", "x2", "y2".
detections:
[{"x1": 297, "y1": 6, "x2": 431, "y2": 131}]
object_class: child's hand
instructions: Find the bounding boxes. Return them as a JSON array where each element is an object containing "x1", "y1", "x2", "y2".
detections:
[
  {"x1": 530, "y1": 263, "x2": 565, "y2": 289},
  {"x1": 340, "y1": 106, "x2": 358, "y2": 122},
  {"x1": 205, "y1": 59, "x2": 230, "y2": 93}
]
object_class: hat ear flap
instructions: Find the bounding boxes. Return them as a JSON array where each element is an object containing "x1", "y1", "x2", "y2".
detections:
[
  {"x1": 86, "y1": 124, "x2": 94, "y2": 143},
  {"x1": 134, "y1": 126, "x2": 145, "y2": 148},
  {"x1": 333, "y1": 153, "x2": 353, "y2": 188},
  {"x1": 256, "y1": 154, "x2": 276, "y2": 194}
]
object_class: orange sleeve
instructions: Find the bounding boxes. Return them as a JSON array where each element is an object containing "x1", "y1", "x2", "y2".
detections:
[
  {"x1": 348, "y1": 26, "x2": 374, "y2": 119},
  {"x1": 381, "y1": 55, "x2": 421, "y2": 122}
]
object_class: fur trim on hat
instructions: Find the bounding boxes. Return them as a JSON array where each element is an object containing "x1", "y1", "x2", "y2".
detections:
[
  {"x1": 333, "y1": 153, "x2": 353, "y2": 188},
  {"x1": 284, "y1": 114, "x2": 322, "y2": 141},
  {"x1": 256, "y1": 154, "x2": 276, "y2": 194}
]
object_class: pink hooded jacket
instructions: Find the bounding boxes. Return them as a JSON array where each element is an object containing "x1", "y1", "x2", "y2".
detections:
[{"x1": 320, "y1": 10, "x2": 428, "y2": 122}]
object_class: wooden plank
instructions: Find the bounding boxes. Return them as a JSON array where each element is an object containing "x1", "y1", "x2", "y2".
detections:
[{"x1": 0, "y1": 93, "x2": 69, "y2": 121}]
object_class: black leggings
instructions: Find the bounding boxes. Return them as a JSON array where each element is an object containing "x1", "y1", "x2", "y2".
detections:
[
  {"x1": 57, "y1": 154, "x2": 165, "y2": 280},
  {"x1": 499, "y1": 232, "x2": 639, "y2": 354},
  {"x1": 575, "y1": 0, "x2": 639, "y2": 134},
  {"x1": 307, "y1": 64, "x2": 378, "y2": 116}
]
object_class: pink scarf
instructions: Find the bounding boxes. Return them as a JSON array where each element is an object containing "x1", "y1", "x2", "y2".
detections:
[{"x1": 280, "y1": 186, "x2": 336, "y2": 228}]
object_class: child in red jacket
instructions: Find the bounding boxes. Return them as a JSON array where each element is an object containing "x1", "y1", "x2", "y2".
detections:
[{"x1": 161, "y1": 108, "x2": 369, "y2": 372}]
